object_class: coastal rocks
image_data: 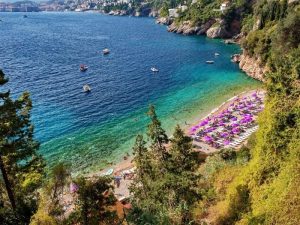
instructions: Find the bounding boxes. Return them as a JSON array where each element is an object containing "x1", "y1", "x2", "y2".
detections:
[
  {"x1": 231, "y1": 54, "x2": 241, "y2": 63},
  {"x1": 206, "y1": 23, "x2": 230, "y2": 39},
  {"x1": 228, "y1": 19, "x2": 241, "y2": 37},
  {"x1": 167, "y1": 21, "x2": 199, "y2": 35},
  {"x1": 149, "y1": 10, "x2": 159, "y2": 17},
  {"x1": 196, "y1": 19, "x2": 216, "y2": 35},
  {"x1": 134, "y1": 11, "x2": 141, "y2": 17},
  {"x1": 232, "y1": 33, "x2": 244, "y2": 43},
  {"x1": 108, "y1": 10, "x2": 127, "y2": 16},
  {"x1": 167, "y1": 22, "x2": 178, "y2": 32},
  {"x1": 239, "y1": 53, "x2": 267, "y2": 82},
  {"x1": 224, "y1": 39, "x2": 235, "y2": 44},
  {"x1": 156, "y1": 17, "x2": 172, "y2": 25},
  {"x1": 139, "y1": 7, "x2": 152, "y2": 17}
]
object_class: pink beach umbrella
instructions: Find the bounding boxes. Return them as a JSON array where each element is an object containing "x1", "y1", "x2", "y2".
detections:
[
  {"x1": 232, "y1": 127, "x2": 240, "y2": 134},
  {"x1": 217, "y1": 114, "x2": 224, "y2": 118},
  {"x1": 221, "y1": 132, "x2": 229, "y2": 138},
  {"x1": 246, "y1": 117, "x2": 253, "y2": 123},
  {"x1": 70, "y1": 183, "x2": 79, "y2": 193},
  {"x1": 223, "y1": 140, "x2": 230, "y2": 145},
  {"x1": 203, "y1": 135, "x2": 212, "y2": 142},
  {"x1": 200, "y1": 120, "x2": 208, "y2": 126}
]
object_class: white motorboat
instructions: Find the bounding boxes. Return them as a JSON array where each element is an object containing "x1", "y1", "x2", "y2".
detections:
[
  {"x1": 83, "y1": 84, "x2": 91, "y2": 92},
  {"x1": 80, "y1": 64, "x2": 88, "y2": 72},
  {"x1": 151, "y1": 67, "x2": 159, "y2": 72},
  {"x1": 103, "y1": 48, "x2": 110, "y2": 55}
]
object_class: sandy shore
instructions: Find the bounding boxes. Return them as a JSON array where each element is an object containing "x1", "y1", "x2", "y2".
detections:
[
  {"x1": 89, "y1": 88, "x2": 265, "y2": 178},
  {"x1": 61, "y1": 88, "x2": 265, "y2": 206}
]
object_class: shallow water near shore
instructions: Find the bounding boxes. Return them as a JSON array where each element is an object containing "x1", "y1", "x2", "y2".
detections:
[{"x1": 0, "y1": 12, "x2": 261, "y2": 174}]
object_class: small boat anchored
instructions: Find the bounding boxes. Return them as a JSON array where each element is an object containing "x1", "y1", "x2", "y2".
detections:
[
  {"x1": 83, "y1": 84, "x2": 91, "y2": 92},
  {"x1": 214, "y1": 53, "x2": 220, "y2": 56},
  {"x1": 151, "y1": 67, "x2": 159, "y2": 72},
  {"x1": 206, "y1": 60, "x2": 214, "y2": 64},
  {"x1": 80, "y1": 64, "x2": 88, "y2": 72},
  {"x1": 102, "y1": 48, "x2": 110, "y2": 55}
]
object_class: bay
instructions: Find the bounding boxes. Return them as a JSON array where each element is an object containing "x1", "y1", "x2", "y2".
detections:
[{"x1": 0, "y1": 12, "x2": 260, "y2": 174}]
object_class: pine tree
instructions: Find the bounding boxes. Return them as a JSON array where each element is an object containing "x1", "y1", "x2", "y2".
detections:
[
  {"x1": 164, "y1": 125, "x2": 201, "y2": 224},
  {"x1": 50, "y1": 162, "x2": 71, "y2": 201},
  {"x1": 130, "y1": 112, "x2": 201, "y2": 224},
  {"x1": 66, "y1": 176, "x2": 117, "y2": 225},
  {"x1": 0, "y1": 70, "x2": 45, "y2": 223},
  {"x1": 146, "y1": 105, "x2": 168, "y2": 161},
  {"x1": 129, "y1": 134, "x2": 162, "y2": 224},
  {"x1": 132, "y1": 134, "x2": 154, "y2": 181},
  {"x1": 130, "y1": 135, "x2": 156, "y2": 207}
]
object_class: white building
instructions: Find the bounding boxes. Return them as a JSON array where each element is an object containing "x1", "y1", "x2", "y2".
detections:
[
  {"x1": 220, "y1": 1, "x2": 230, "y2": 12},
  {"x1": 118, "y1": 0, "x2": 130, "y2": 4},
  {"x1": 168, "y1": 8, "x2": 178, "y2": 18},
  {"x1": 180, "y1": 5, "x2": 188, "y2": 12}
]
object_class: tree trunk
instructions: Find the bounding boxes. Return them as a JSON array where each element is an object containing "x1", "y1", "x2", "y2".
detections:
[{"x1": 0, "y1": 154, "x2": 16, "y2": 210}]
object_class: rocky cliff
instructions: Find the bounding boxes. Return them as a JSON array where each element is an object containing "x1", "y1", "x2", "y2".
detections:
[
  {"x1": 167, "y1": 20, "x2": 200, "y2": 35},
  {"x1": 165, "y1": 18, "x2": 240, "y2": 38},
  {"x1": 238, "y1": 53, "x2": 268, "y2": 82}
]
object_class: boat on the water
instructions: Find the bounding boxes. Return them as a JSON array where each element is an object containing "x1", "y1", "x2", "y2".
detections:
[
  {"x1": 151, "y1": 67, "x2": 159, "y2": 72},
  {"x1": 206, "y1": 61, "x2": 214, "y2": 64},
  {"x1": 103, "y1": 48, "x2": 110, "y2": 55},
  {"x1": 80, "y1": 64, "x2": 88, "y2": 72},
  {"x1": 214, "y1": 53, "x2": 220, "y2": 56},
  {"x1": 83, "y1": 84, "x2": 91, "y2": 92}
]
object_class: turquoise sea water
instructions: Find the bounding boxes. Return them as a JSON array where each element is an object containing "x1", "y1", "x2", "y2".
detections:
[{"x1": 0, "y1": 12, "x2": 261, "y2": 174}]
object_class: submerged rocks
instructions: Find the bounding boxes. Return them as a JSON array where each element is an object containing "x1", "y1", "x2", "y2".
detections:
[
  {"x1": 231, "y1": 54, "x2": 241, "y2": 63},
  {"x1": 224, "y1": 39, "x2": 236, "y2": 44}
]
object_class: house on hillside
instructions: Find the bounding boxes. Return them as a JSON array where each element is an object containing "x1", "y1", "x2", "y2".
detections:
[
  {"x1": 168, "y1": 8, "x2": 178, "y2": 18},
  {"x1": 180, "y1": 5, "x2": 188, "y2": 12},
  {"x1": 220, "y1": 1, "x2": 230, "y2": 12}
]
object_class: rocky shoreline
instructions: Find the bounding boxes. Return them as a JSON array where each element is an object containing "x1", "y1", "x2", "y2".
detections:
[
  {"x1": 103, "y1": 10, "x2": 267, "y2": 82},
  {"x1": 156, "y1": 16, "x2": 266, "y2": 82}
]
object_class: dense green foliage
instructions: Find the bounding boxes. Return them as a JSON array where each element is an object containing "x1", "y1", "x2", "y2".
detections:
[
  {"x1": 0, "y1": 70, "x2": 45, "y2": 225},
  {"x1": 202, "y1": 1, "x2": 300, "y2": 224},
  {"x1": 242, "y1": 0, "x2": 300, "y2": 64},
  {"x1": 2, "y1": 1, "x2": 300, "y2": 224},
  {"x1": 129, "y1": 106, "x2": 201, "y2": 224},
  {"x1": 66, "y1": 176, "x2": 117, "y2": 225}
]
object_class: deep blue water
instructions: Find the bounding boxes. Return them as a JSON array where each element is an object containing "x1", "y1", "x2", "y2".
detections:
[{"x1": 0, "y1": 12, "x2": 260, "y2": 174}]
